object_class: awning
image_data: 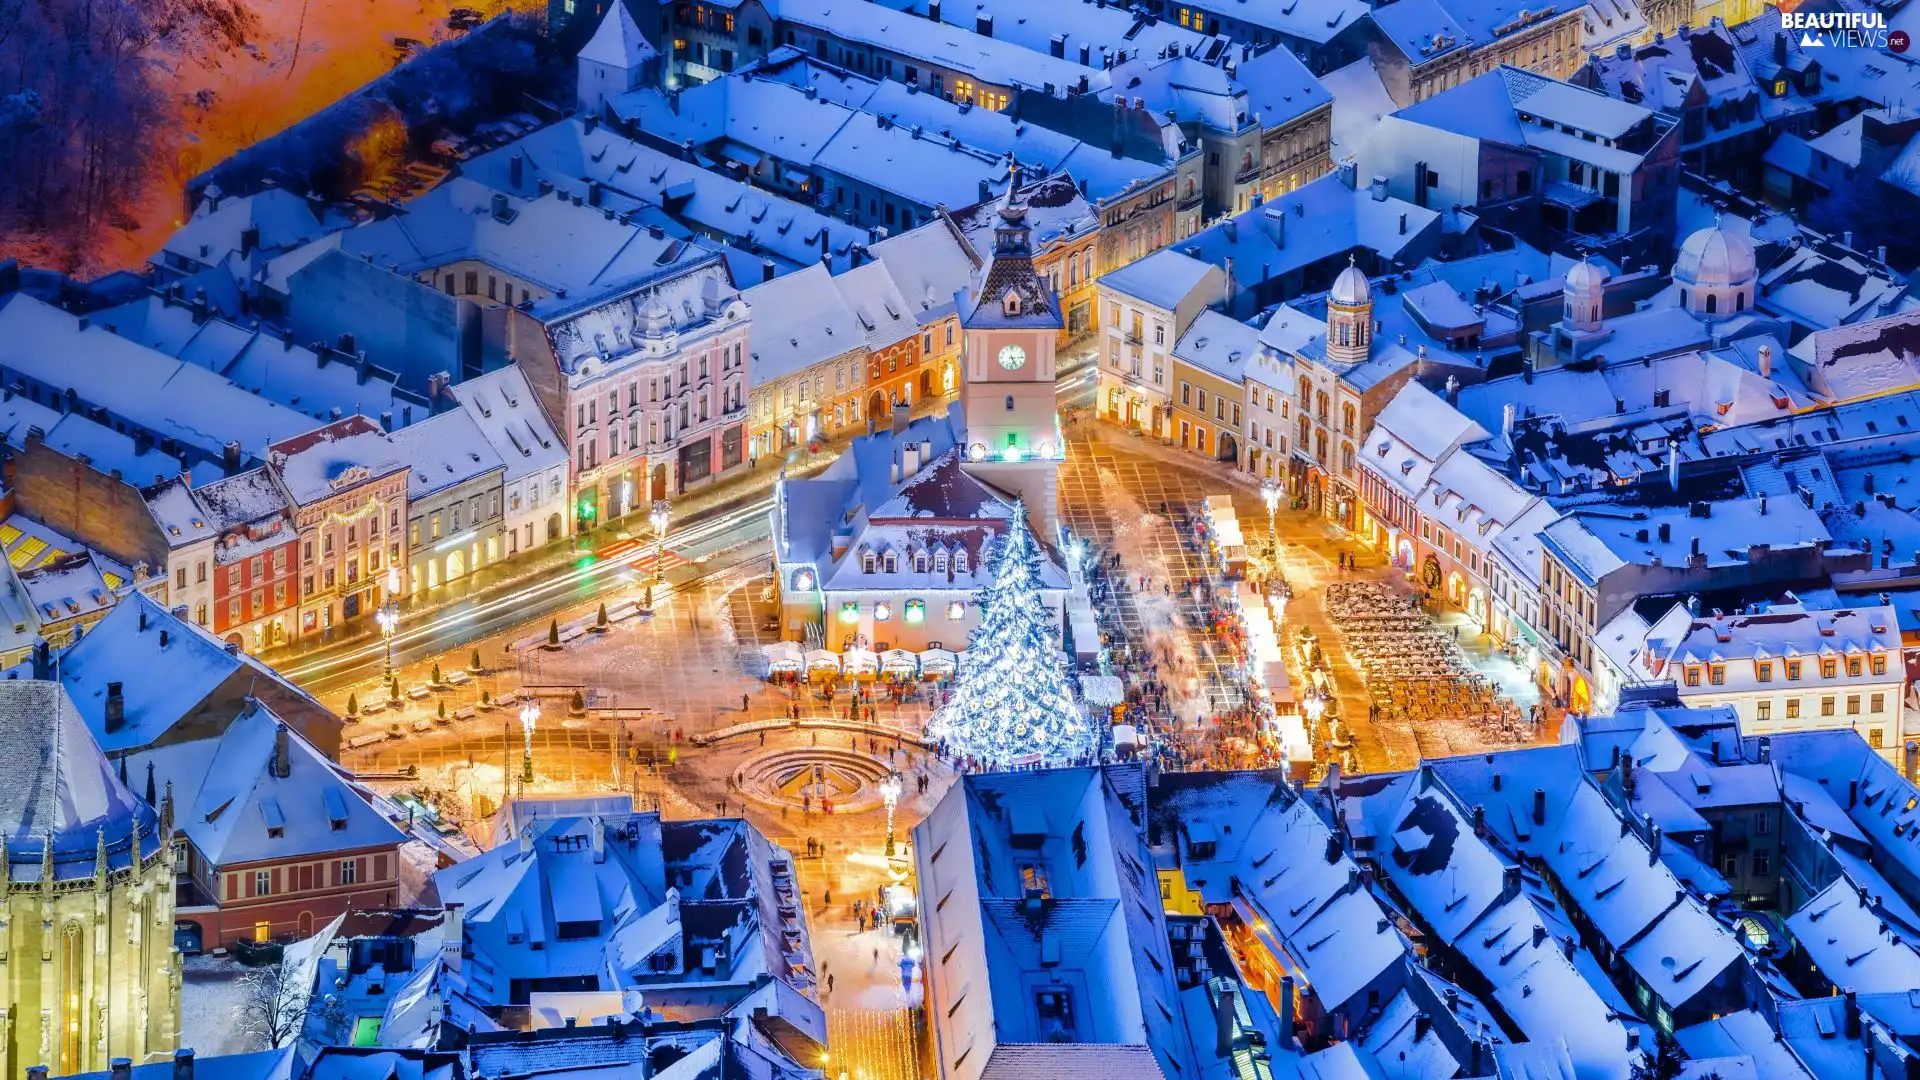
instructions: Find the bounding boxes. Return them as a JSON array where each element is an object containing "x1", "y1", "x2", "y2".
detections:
[
  {"x1": 844, "y1": 647, "x2": 878, "y2": 674},
  {"x1": 803, "y1": 649, "x2": 841, "y2": 672},
  {"x1": 880, "y1": 648, "x2": 918, "y2": 674},
  {"x1": 919, "y1": 648, "x2": 957, "y2": 674},
  {"x1": 1081, "y1": 674, "x2": 1126, "y2": 707},
  {"x1": 762, "y1": 642, "x2": 804, "y2": 672}
]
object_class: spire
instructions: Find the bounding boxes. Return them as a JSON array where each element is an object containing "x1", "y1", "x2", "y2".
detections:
[
  {"x1": 40, "y1": 831, "x2": 53, "y2": 893},
  {"x1": 146, "y1": 761, "x2": 157, "y2": 807},
  {"x1": 118, "y1": 753, "x2": 128, "y2": 785},
  {"x1": 161, "y1": 781, "x2": 175, "y2": 836},
  {"x1": 95, "y1": 826, "x2": 108, "y2": 892}
]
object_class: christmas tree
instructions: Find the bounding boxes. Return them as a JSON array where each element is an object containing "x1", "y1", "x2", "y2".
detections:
[{"x1": 927, "y1": 503, "x2": 1093, "y2": 771}]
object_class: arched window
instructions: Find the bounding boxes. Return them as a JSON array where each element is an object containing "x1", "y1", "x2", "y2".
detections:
[
  {"x1": 1680, "y1": 288, "x2": 1690, "y2": 308},
  {"x1": 1003, "y1": 290, "x2": 1021, "y2": 316},
  {"x1": 1705, "y1": 293, "x2": 1718, "y2": 314},
  {"x1": 1005, "y1": 395, "x2": 1015, "y2": 412},
  {"x1": 1735, "y1": 291, "x2": 1746, "y2": 312}
]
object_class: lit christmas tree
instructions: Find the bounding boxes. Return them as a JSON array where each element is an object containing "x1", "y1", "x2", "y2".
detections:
[{"x1": 928, "y1": 503, "x2": 1094, "y2": 770}]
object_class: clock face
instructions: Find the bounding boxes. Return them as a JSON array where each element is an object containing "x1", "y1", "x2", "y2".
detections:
[{"x1": 997, "y1": 344, "x2": 1027, "y2": 371}]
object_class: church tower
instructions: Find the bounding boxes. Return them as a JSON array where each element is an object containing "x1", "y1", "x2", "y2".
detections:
[
  {"x1": 575, "y1": 1, "x2": 660, "y2": 114},
  {"x1": 1325, "y1": 257, "x2": 1373, "y2": 366},
  {"x1": 958, "y1": 198, "x2": 1064, "y2": 539}
]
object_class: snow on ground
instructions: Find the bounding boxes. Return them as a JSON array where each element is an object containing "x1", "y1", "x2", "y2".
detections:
[{"x1": 182, "y1": 953, "x2": 267, "y2": 1057}]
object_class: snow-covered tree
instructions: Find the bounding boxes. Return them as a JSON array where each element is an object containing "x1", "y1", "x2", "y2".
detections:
[{"x1": 927, "y1": 503, "x2": 1092, "y2": 771}]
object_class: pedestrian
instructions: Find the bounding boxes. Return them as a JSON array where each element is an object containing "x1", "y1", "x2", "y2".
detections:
[
  {"x1": 759, "y1": 730, "x2": 767, "y2": 746},
  {"x1": 827, "y1": 973, "x2": 836, "y2": 993},
  {"x1": 742, "y1": 693, "x2": 751, "y2": 712}
]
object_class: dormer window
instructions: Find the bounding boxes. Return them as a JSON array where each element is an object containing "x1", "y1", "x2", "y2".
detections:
[
  {"x1": 1003, "y1": 290, "x2": 1022, "y2": 316},
  {"x1": 914, "y1": 552, "x2": 928, "y2": 573},
  {"x1": 935, "y1": 551, "x2": 949, "y2": 573},
  {"x1": 954, "y1": 550, "x2": 969, "y2": 574},
  {"x1": 862, "y1": 552, "x2": 876, "y2": 574},
  {"x1": 884, "y1": 551, "x2": 898, "y2": 574}
]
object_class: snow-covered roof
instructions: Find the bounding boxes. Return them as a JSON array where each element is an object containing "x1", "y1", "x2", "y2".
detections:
[
  {"x1": 869, "y1": 215, "x2": 980, "y2": 326},
  {"x1": 1540, "y1": 496, "x2": 1830, "y2": 588},
  {"x1": 389, "y1": 409, "x2": 506, "y2": 501},
  {"x1": 460, "y1": 120, "x2": 870, "y2": 279},
  {"x1": 59, "y1": 592, "x2": 323, "y2": 754},
  {"x1": 0, "y1": 679, "x2": 156, "y2": 873},
  {"x1": 18, "y1": 552, "x2": 116, "y2": 624},
  {"x1": 452, "y1": 366, "x2": 566, "y2": 483},
  {"x1": 774, "y1": 0, "x2": 1087, "y2": 91},
  {"x1": 0, "y1": 295, "x2": 320, "y2": 467},
  {"x1": 742, "y1": 263, "x2": 865, "y2": 385},
  {"x1": 162, "y1": 186, "x2": 339, "y2": 271},
  {"x1": 1176, "y1": 173, "x2": 1442, "y2": 298},
  {"x1": 128, "y1": 702, "x2": 404, "y2": 868},
  {"x1": 100, "y1": 297, "x2": 420, "y2": 429},
  {"x1": 1170, "y1": 310, "x2": 1259, "y2": 384},
  {"x1": 1098, "y1": 248, "x2": 1220, "y2": 312},
  {"x1": 1785, "y1": 878, "x2": 1920, "y2": 994},
  {"x1": 267, "y1": 415, "x2": 409, "y2": 506},
  {"x1": 1392, "y1": 67, "x2": 1661, "y2": 163},
  {"x1": 576, "y1": 0, "x2": 656, "y2": 69},
  {"x1": 870, "y1": 0, "x2": 1221, "y2": 73},
  {"x1": 62, "y1": 1048, "x2": 295, "y2": 1080}
]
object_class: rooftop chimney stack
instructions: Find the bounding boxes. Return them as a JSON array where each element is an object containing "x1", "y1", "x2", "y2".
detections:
[
  {"x1": 174, "y1": 1049, "x2": 195, "y2": 1080},
  {"x1": 105, "y1": 682, "x2": 125, "y2": 733}
]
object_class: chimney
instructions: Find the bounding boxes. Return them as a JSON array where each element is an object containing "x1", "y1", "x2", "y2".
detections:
[
  {"x1": 1277, "y1": 976, "x2": 1296, "y2": 1046},
  {"x1": 1844, "y1": 990, "x2": 1861, "y2": 1039},
  {"x1": 1502, "y1": 402, "x2": 1515, "y2": 443},
  {"x1": 159, "y1": 629, "x2": 169, "y2": 649},
  {"x1": 271, "y1": 724, "x2": 291, "y2": 779},
  {"x1": 1773, "y1": 30, "x2": 1788, "y2": 65},
  {"x1": 1531, "y1": 788, "x2": 1546, "y2": 826},
  {"x1": 1414, "y1": 1014, "x2": 1432, "y2": 1043},
  {"x1": 1658, "y1": 522, "x2": 1671, "y2": 543},
  {"x1": 174, "y1": 1049, "x2": 195, "y2": 1080},
  {"x1": 491, "y1": 193, "x2": 510, "y2": 221},
  {"x1": 977, "y1": 12, "x2": 992, "y2": 36},
  {"x1": 1668, "y1": 438, "x2": 1681, "y2": 490},
  {"x1": 29, "y1": 1068, "x2": 49, "y2": 1080},
  {"x1": 239, "y1": 225, "x2": 260, "y2": 259},
  {"x1": 762, "y1": 258, "x2": 777, "y2": 283},
  {"x1": 105, "y1": 682, "x2": 126, "y2": 733},
  {"x1": 509, "y1": 153, "x2": 523, "y2": 189},
  {"x1": 1369, "y1": 174, "x2": 1388, "y2": 202},
  {"x1": 1051, "y1": 33, "x2": 1066, "y2": 58},
  {"x1": 1649, "y1": 825, "x2": 1662, "y2": 862},
  {"x1": 31, "y1": 640, "x2": 50, "y2": 680},
  {"x1": 110, "y1": 1061, "x2": 132, "y2": 1080},
  {"x1": 1399, "y1": 212, "x2": 1407, "y2": 235},
  {"x1": 442, "y1": 902, "x2": 465, "y2": 972},
  {"x1": 591, "y1": 817, "x2": 607, "y2": 863},
  {"x1": 1215, "y1": 986, "x2": 1238, "y2": 1057},
  {"x1": 1445, "y1": 374, "x2": 1459, "y2": 405},
  {"x1": 929, "y1": 0, "x2": 941, "y2": 19},
  {"x1": 588, "y1": 180, "x2": 603, "y2": 208},
  {"x1": 1501, "y1": 864, "x2": 1522, "y2": 900},
  {"x1": 1758, "y1": 343, "x2": 1772, "y2": 378}
]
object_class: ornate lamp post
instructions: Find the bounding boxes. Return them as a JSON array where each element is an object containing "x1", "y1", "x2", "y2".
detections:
[
  {"x1": 1260, "y1": 479, "x2": 1282, "y2": 559},
  {"x1": 649, "y1": 500, "x2": 673, "y2": 586},
  {"x1": 376, "y1": 566, "x2": 402, "y2": 700},
  {"x1": 519, "y1": 702, "x2": 540, "y2": 785},
  {"x1": 1302, "y1": 692, "x2": 1326, "y2": 745},
  {"x1": 880, "y1": 770, "x2": 904, "y2": 857}
]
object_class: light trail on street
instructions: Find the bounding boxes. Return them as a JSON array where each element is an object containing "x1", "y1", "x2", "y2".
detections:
[{"x1": 284, "y1": 496, "x2": 774, "y2": 691}]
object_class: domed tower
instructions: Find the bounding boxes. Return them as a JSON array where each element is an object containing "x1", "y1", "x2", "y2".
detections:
[
  {"x1": 1674, "y1": 219, "x2": 1757, "y2": 321},
  {"x1": 1563, "y1": 257, "x2": 1609, "y2": 332},
  {"x1": 1326, "y1": 257, "x2": 1373, "y2": 366},
  {"x1": 0, "y1": 681, "x2": 178, "y2": 1075}
]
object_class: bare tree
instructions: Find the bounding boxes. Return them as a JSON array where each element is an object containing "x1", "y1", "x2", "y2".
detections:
[{"x1": 236, "y1": 962, "x2": 308, "y2": 1049}]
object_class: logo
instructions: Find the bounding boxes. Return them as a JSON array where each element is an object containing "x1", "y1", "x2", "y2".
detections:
[
  {"x1": 1894, "y1": 29, "x2": 1912, "y2": 53},
  {"x1": 1782, "y1": 9, "x2": 1893, "y2": 50}
]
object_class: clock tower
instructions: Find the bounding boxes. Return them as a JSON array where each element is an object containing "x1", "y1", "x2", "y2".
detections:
[{"x1": 958, "y1": 198, "x2": 1064, "y2": 538}]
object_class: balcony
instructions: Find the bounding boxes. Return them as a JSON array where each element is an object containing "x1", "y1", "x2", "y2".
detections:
[{"x1": 1176, "y1": 189, "x2": 1203, "y2": 212}]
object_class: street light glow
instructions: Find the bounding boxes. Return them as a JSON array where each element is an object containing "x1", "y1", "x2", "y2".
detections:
[{"x1": 520, "y1": 702, "x2": 540, "y2": 784}]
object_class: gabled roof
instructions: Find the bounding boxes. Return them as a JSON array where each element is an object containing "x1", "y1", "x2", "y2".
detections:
[
  {"x1": 127, "y1": 703, "x2": 404, "y2": 867},
  {"x1": 577, "y1": 0, "x2": 656, "y2": 69},
  {"x1": 0, "y1": 679, "x2": 151, "y2": 858}
]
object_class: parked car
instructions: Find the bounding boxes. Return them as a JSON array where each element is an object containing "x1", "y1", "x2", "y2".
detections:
[{"x1": 448, "y1": 7, "x2": 485, "y2": 30}]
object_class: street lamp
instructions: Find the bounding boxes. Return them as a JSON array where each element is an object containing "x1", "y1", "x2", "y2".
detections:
[
  {"x1": 649, "y1": 500, "x2": 673, "y2": 586},
  {"x1": 519, "y1": 703, "x2": 540, "y2": 785},
  {"x1": 1302, "y1": 693, "x2": 1326, "y2": 743},
  {"x1": 376, "y1": 566, "x2": 402, "y2": 700},
  {"x1": 1260, "y1": 479, "x2": 1282, "y2": 558},
  {"x1": 880, "y1": 770, "x2": 904, "y2": 857}
]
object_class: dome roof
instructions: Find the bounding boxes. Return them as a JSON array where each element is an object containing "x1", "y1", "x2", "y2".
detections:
[
  {"x1": 1564, "y1": 257, "x2": 1609, "y2": 294},
  {"x1": 1330, "y1": 261, "x2": 1371, "y2": 307},
  {"x1": 1674, "y1": 222, "x2": 1757, "y2": 288}
]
